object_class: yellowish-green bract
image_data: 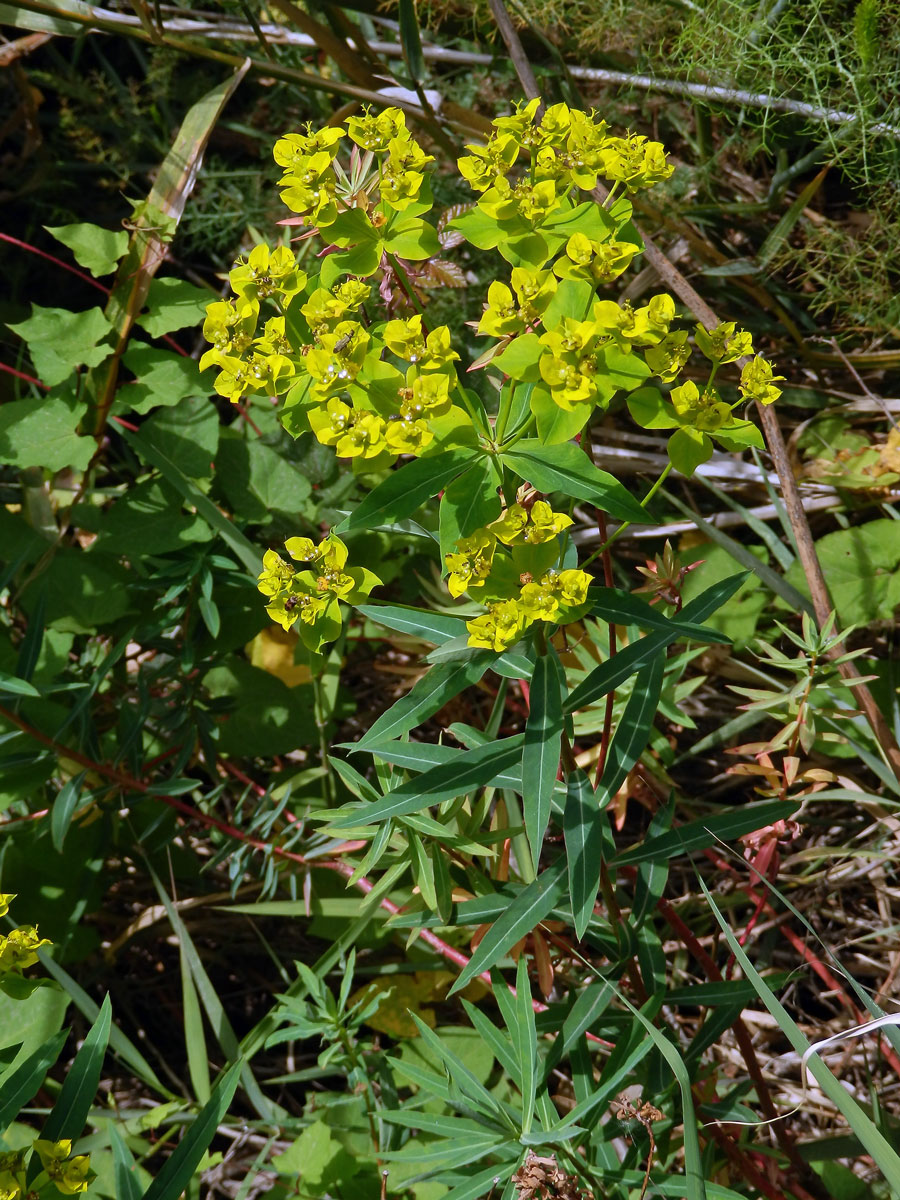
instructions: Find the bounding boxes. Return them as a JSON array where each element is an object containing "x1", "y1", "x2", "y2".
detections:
[{"x1": 199, "y1": 99, "x2": 782, "y2": 656}]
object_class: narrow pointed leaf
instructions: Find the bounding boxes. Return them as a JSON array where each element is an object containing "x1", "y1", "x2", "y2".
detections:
[
  {"x1": 357, "y1": 603, "x2": 467, "y2": 645},
  {"x1": 0, "y1": 1032, "x2": 68, "y2": 1132},
  {"x1": 564, "y1": 769, "x2": 607, "y2": 940},
  {"x1": 450, "y1": 858, "x2": 567, "y2": 993},
  {"x1": 564, "y1": 574, "x2": 745, "y2": 714},
  {"x1": 613, "y1": 798, "x2": 800, "y2": 866},
  {"x1": 595, "y1": 654, "x2": 664, "y2": 805},
  {"x1": 331, "y1": 736, "x2": 524, "y2": 827},
  {"x1": 502, "y1": 440, "x2": 648, "y2": 523},
  {"x1": 357, "y1": 657, "x2": 491, "y2": 749},
  {"x1": 336, "y1": 449, "x2": 476, "y2": 534},
  {"x1": 42, "y1": 994, "x2": 111, "y2": 1141},
  {"x1": 141, "y1": 1061, "x2": 242, "y2": 1200},
  {"x1": 522, "y1": 650, "x2": 564, "y2": 872}
]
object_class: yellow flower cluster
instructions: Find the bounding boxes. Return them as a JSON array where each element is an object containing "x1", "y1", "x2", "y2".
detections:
[
  {"x1": 0, "y1": 892, "x2": 49, "y2": 976},
  {"x1": 273, "y1": 107, "x2": 434, "y2": 227},
  {"x1": 538, "y1": 295, "x2": 675, "y2": 411},
  {"x1": 199, "y1": 243, "x2": 307, "y2": 404},
  {"x1": 443, "y1": 502, "x2": 591, "y2": 651},
  {"x1": 257, "y1": 531, "x2": 380, "y2": 651},
  {"x1": 458, "y1": 99, "x2": 673, "y2": 226}
]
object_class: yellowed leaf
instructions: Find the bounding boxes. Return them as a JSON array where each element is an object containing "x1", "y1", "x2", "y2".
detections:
[{"x1": 245, "y1": 626, "x2": 312, "y2": 688}]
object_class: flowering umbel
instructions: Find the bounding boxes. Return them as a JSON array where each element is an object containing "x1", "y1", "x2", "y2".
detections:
[{"x1": 257, "y1": 532, "x2": 380, "y2": 652}]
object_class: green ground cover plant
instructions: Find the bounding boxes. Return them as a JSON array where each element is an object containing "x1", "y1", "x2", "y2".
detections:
[{"x1": 2, "y1": 5, "x2": 900, "y2": 1200}]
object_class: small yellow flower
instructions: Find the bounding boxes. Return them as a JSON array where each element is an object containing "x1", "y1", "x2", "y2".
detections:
[
  {"x1": 445, "y1": 531, "x2": 496, "y2": 598},
  {"x1": 670, "y1": 380, "x2": 733, "y2": 432},
  {"x1": 600, "y1": 134, "x2": 674, "y2": 192},
  {"x1": 229, "y1": 244, "x2": 306, "y2": 308},
  {"x1": 695, "y1": 322, "x2": 754, "y2": 365},
  {"x1": 554, "y1": 232, "x2": 638, "y2": 286},
  {"x1": 644, "y1": 331, "x2": 691, "y2": 383},
  {"x1": 466, "y1": 599, "x2": 531, "y2": 651},
  {"x1": 739, "y1": 356, "x2": 785, "y2": 406},
  {"x1": 257, "y1": 549, "x2": 295, "y2": 597},
  {"x1": 346, "y1": 106, "x2": 407, "y2": 152},
  {"x1": 458, "y1": 133, "x2": 520, "y2": 192},
  {"x1": 199, "y1": 299, "x2": 258, "y2": 371},
  {"x1": 384, "y1": 415, "x2": 434, "y2": 455},
  {"x1": 383, "y1": 316, "x2": 459, "y2": 371},
  {"x1": 0, "y1": 894, "x2": 14, "y2": 919},
  {"x1": 33, "y1": 1140, "x2": 93, "y2": 1195},
  {"x1": 0, "y1": 926, "x2": 50, "y2": 973},
  {"x1": 273, "y1": 126, "x2": 343, "y2": 171},
  {"x1": 490, "y1": 502, "x2": 572, "y2": 546}
]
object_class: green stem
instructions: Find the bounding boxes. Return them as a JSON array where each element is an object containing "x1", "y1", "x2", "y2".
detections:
[
  {"x1": 582, "y1": 461, "x2": 673, "y2": 568},
  {"x1": 601, "y1": 181, "x2": 619, "y2": 209}
]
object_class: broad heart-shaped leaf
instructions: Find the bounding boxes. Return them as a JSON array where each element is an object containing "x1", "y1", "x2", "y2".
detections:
[
  {"x1": 522, "y1": 650, "x2": 565, "y2": 873},
  {"x1": 595, "y1": 654, "x2": 664, "y2": 806},
  {"x1": 0, "y1": 389, "x2": 93, "y2": 472},
  {"x1": 41, "y1": 994, "x2": 111, "y2": 1141},
  {"x1": 564, "y1": 573, "x2": 746, "y2": 714},
  {"x1": 564, "y1": 769, "x2": 607, "y2": 940},
  {"x1": 590, "y1": 587, "x2": 731, "y2": 643},
  {"x1": 382, "y1": 215, "x2": 441, "y2": 261},
  {"x1": 356, "y1": 656, "x2": 493, "y2": 749},
  {"x1": 447, "y1": 206, "x2": 504, "y2": 250},
  {"x1": 117, "y1": 343, "x2": 205, "y2": 414},
  {"x1": 45, "y1": 222, "x2": 129, "y2": 277},
  {"x1": 141, "y1": 1061, "x2": 242, "y2": 1200},
  {"x1": 136, "y1": 277, "x2": 212, "y2": 337},
  {"x1": 627, "y1": 386, "x2": 678, "y2": 430},
  {"x1": 439, "y1": 458, "x2": 503, "y2": 556},
  {"x1": 501, "y1": 441, "x2": 647, "y2": 525},
  {"x1": 491, "y1": 334, "x2": 542, "y2": 382},
  {"x1": 449, "y1": 857, "x2": 568, "y2": 994},
  {"x1": 330, "y1": 736, "x2": 525, "y2": 827},
  {"x1": 613, "y1": 798, "x2": 800, "y2": 866},
  {"x1": 668, "y1": 426, "x2": 713, "y2": 476},
  {"x1": 357, "y1": 603, "x2": 467, "y2": 646},
  {"x1": 531, "y1": 388, "x2": 591, "y2": 445},
  {"x1": 336, "y1": 448, "x2": 476, "y2": 534},
  {"x1": 7, "y1": 304, "x2": 112, "y2": 386},
  {"x1": 600, "y1": 345, "x2": 651, "y2": 392}
]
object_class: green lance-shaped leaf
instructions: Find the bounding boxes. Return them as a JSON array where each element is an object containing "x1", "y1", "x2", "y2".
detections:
[
  {"x1": 0, "y1": 1031, "x2": 68, "y2": 1132},
  {"x1": 450, "y1": 858, "x2": 568, "y2": 994},
  {"x1": 590, "y1": 587, "x2": 731, "y2": 643},
  {"x1": 336, "y1": 449, "x2": 477, "y2": 534},
  {"x1": 398, "y1": 0, "x2": 426, "y2": 83},
  {"x1": 612, "y1": 798, "x2": 800, "y2": 866},
  {"x1": 563, "y1": 769, "x2": 607, "y2": 941},
  {"x1": 41, "y1": 994, "x2": 112, "y2": 1141},
  {"x1": 358, "y1": 603, "x2": 467, "y2": 645},
  {"x1": 331, "y1": 735, "x2": 525, "y2": 826},
  {"x1": 596, "y1": 654, "x2": 664, "y2": 805},
  {"x1": 356, "y1": 657, "x2": 492, "y2": 749},
  {"x1": 110, "y1": 1125, "x2": 143, "y2": 1200},
  {"x1": 522, "y1": 649, "x2": 564, "y2": 873},
  {"x1": 141, "y1": 1061, "x2": 242, "y2": 1200},
  {"x1": 51, "y1": 771, "x2": 86, "y2": 854},
  {"x1": 565, "y1": 573, "x2": 746, "y2": 714},
  {"x1": 501, "y1": 440, "x2": 648, "y2": 524}
]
